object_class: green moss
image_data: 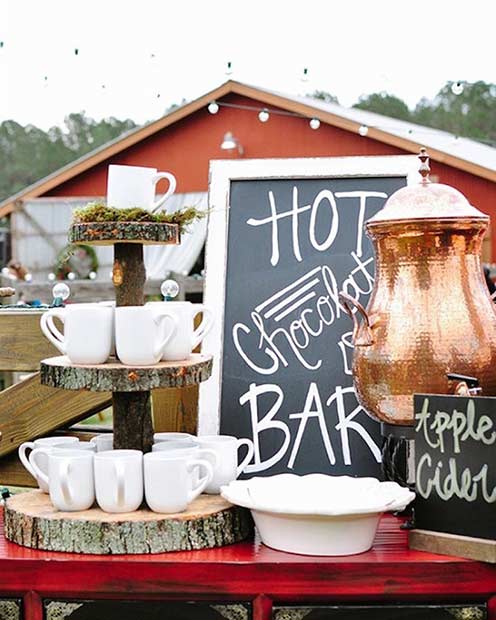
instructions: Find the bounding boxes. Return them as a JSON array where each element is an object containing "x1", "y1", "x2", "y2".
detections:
[{"x1": 72, "y1": 202, "x2": 206, "y2": 234}]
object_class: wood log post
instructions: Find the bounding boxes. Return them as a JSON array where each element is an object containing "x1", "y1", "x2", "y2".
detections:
[
  {"x1": 113, "y1": 242, "x2": 146, "y2": 307},
  {"x1": 112, "y1": 242, "x2": 152, "y2": 452},
  {"x1": 112, "y1": 391, "x2": 153, "y2": 452}
]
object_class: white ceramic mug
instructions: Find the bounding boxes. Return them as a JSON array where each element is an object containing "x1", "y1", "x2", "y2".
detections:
[
  {"x1": 94, "y1": 450, "x2": 143, "y2": 513},
  {"x1": 90, "y1": 433, "x2": 114, "y2": 452},
  {"x1": 40, "y1": 304, "x2": 113, "y2": 364},
  {"x1": 29, "y1": 448, "x2": 95, "y2": 511},
  {"x1": 151, "y1": 441, "x2": 218, "y2": 485},
  {"x1": 115, "y1": 306, "x2": 178, "y2": 365},
  {"x1": 99, "y1": 301, "x2": 116, "y2": 356},
  {"x1": 19, "y1": 436, "x2": 79, "y2": 492},
  {"x1": 144, "y1": 453, "x2": 213, "y2": 513},
  {"x1": 107, "y1": 164, "x2": 176, "y2": 213},
  {"x1": 147, "y1": 302, "x2": 214, "y2": 361},
  {"x1": 195, "y1": 435, "x2": 255, "y2": 494},
  {"x1": 151, "y1": 440, "x2": 217, "y2": 465},
  {"x1": 153, "y1": 432, "x2": 193, "y2": 443}
]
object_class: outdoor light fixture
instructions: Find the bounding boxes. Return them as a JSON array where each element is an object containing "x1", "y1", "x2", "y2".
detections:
[
  {"x1": 221, "y1": 131, "x2": 244, "y2": 155},
  {"x1": 208, "y1": 101, "x2": 219, "y2": 114},
  {"x1": 258, "y1": 108, "x2": 270, "y2": 122},
  {"x1": 358, "y1": 125, "x2": 369, "y2": 136},
  {"x1": 309, "y1": 118, "x2": 320, "y2": 130}
]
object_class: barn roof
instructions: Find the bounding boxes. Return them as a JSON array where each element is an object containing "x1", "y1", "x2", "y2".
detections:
[{"x1": 1, "y1": 80, "x2": 495, "y2": 218}]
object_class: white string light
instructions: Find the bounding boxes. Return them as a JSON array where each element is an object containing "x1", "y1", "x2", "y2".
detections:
[
  {"x1": 309, "y1": 118, "x2": 320, "y2": 130},
  {"x1": 208, "y1": 101, "x2": 219, "y2": 114},
  {"x1": 358, "y1": 125, "x2": 369, "y2": 136},
  {"x1": 451, "y1": 81, "x2": 464, "y2": 95},
  {"x1": 258, "y1": 108, "x2": 270, "y2": 123}
]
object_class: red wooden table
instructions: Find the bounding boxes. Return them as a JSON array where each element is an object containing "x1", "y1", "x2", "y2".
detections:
[{"x1": 1, "y1": 513, "x2": 495, "y2": 620}]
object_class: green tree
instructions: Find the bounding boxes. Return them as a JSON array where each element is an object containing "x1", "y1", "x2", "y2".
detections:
[
  {"x1": 308, "y1": 90, "x2": 340, "y2": 104},
  {"x1": 353, "y1": 92, "x2": 412, "y2": 121},
  {"x1": 0, "y1": 113, "x2": 138, "y2": 203},
  {"x1": 413, "y1": 81, "x2": 496, "y2": 145}
]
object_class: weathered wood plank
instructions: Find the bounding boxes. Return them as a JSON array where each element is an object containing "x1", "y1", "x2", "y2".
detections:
[
  {"x1": 0, "y1": 451, "x2": 37, "y2": 487},
  {"x1": 4, "y1": 491, "x2": 253, "y2": 554},
  {"x1": 0, "y1": 312, "x2": 58, "y2": 371},
  {"x1": 152, "y1": 385, "x2": 199, "y2": 434},
  {"x1": 0, "y1": 373, "x2": 111, "y2": 457}
]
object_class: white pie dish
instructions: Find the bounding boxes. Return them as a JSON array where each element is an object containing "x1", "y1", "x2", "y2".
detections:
[{"x1": 221, "y1": 474, "x2": 415, "y2": 556}]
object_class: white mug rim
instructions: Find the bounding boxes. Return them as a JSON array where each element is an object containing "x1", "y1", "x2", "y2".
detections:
[
  {"x1": 152, "y1": 444, "x2": 199, "y2": 453},
  {"x1": 95, "y1": 449, "x2": 142, "y2": 460},
  {"x1": 48, "y1": 450, "x2": 93, "y2": 460},
  {"x1": 196, "y1": 435, "x2": 237, "y2": 443},
  {"x1": 32, "y1": 436, "x2": 78, "y2": 446},
  {"x1": 145, "y1": 452, "x2": 197, "y2": 462}
]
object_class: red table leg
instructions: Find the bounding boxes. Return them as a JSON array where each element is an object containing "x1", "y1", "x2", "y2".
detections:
[{"x1": 23, "y1": 591, "x2": 43, "y2": 620}]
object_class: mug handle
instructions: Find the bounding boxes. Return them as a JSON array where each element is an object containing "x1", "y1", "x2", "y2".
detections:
[
  {"x1": 28, "y1": 448, "x2": 50, "y2": 489},
  {"x1": 197, "y1": 448, "x2": 219, "y2": 470},
  {"x1": 187, "y1": 459, "x2": 214, "y2": 502},
  {"x1": 115, "y1": 461, "x2": 126, "y2": 509},
  {"x1": 154, "y1": 313, "x2": 178, "y2": 359},
  {"x1": 40, "y1": 308, "x2": 67, "y2": 355},
  {"x1": 236, "y1": 439, "x2": 254, "y2": 477},
  {"x1": 151, "y1": 172, "x2": 177, "y2": 213},
  {"x1": 59, "y1": 459, "x2": 73, "y2": 506},
  {"x1": 192, "y1": 306, "x2": 215, "y2": 350},
  {"x1": 18, "y1": 441, "x2": 36, "y2": 477}
]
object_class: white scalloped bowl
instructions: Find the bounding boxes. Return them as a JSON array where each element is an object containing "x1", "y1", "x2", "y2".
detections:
[{"x1": 221, "y1": 474, "x2": 415, "y2": 556}]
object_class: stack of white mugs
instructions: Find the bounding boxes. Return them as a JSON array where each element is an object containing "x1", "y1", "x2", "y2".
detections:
[
  {"x1": 40, "y1": 300, "x2": 214, "y2": 365},
  {"x1": 19, "y1": 433, "x2": 254, "y2": 514}
]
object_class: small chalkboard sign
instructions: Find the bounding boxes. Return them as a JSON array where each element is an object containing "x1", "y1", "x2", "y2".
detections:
[
  {"x1": 200, "y1": 156, "x2": 418, "y2": 478},
  {"x1": 411, "y1": 394, "x2": 496, "y2": 562}
]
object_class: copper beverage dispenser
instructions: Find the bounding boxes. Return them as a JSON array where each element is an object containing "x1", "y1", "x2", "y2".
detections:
[{"x1": 340, "y1": 149, "x2": 496, "y2": 429}]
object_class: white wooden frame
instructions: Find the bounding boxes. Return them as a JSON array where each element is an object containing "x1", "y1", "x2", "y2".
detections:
[{"x1": 198, "y1": 155, "x2": 419, "y2": 434}]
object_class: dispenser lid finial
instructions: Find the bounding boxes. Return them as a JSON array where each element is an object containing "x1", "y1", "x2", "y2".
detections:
[{"x1": 418, "y1": 147, "x2": 431, "y2": 184}]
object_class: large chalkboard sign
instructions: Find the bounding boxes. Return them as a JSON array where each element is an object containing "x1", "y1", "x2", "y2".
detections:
[
  {"x1": 200, "y1": 156, "x2": 418, "y2": 477},
  {"x1": 414, "y1": 394, "x2": 496, "y2": 540}
]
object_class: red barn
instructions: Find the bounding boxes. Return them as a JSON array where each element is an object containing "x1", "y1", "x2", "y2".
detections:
[{"x1": 1, "y1": 80, "x2": 495, "y2": 279}]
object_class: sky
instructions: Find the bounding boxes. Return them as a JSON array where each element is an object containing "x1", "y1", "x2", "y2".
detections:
[{"x1": 0, "y1": 0, "x2": 495, "y2": 131}]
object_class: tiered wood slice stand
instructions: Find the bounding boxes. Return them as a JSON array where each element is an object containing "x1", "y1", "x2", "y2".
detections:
[{"x1": 4, "y1": 221, "x2": 253, "y2": 553}]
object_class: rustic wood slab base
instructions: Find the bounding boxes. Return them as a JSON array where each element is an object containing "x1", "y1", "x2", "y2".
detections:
[
  {"x1": 4, "y1": 490, "x2": 253, "y2": 554},
  {"x1": 409, "y1": 528, "x2": 496, "y2": 563},
  {"x1": 69, "y1": 222, "x2": 180, "y2": 245},
  {"x1": 40, "y1": 354, "x2": 213, "y2": 392}
]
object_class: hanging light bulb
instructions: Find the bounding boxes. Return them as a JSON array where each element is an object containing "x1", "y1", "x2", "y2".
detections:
[
  {"x1": 208, "y1": 101, "x2": 219, "y2": 114},
  {"x1": 67, "y1": 272, "x2": 76, "y2": 281},
  {"x1": 161, "y1": 279, "x2": 180, "y2": 300},
  {"x1": 52, "y1": 282, "x2": 70, "y2": 303},
  {"x1": 451, "y1": 81, "x2": 464, "y2": 95},
  {"x1": 309, "y1": 118, "x2": 320, "y2": 130},
  {"x1": 258, "y1": 108, "x2": 270, "y2": 123},
  {"x1": 226, "y1": 61, "x2": 233, "y2": 75},
  {"x1": 48, "y1": 272, "x2": 56, "y2": 282},
  {"x1": 358, "y1": 125, "x2": 369, "y2": 137},
  {"x1": 89, "y1": 271, "x2": 97, "y2": 280},
  {"x1": 301, "y1": 67, "x2": 309, "y2": 82},
  {"x1": 24, "y1": 273, "x2": 32, "y2": 282}
]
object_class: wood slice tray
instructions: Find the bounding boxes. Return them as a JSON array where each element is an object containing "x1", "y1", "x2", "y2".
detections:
[
  {"x1": 69, "y1": 221, "x2": 180, "y2": 246},
  {"x1": 4, "y1": 490, "x2": 253, "y2": 554},
  {"x1": 40, "y1": 354, "x2": 213, "y2": 392}
]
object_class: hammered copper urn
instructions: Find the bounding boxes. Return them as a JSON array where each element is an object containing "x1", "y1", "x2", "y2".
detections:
[{"x1": 340, "y1": 150, "x2": 496, "y2": 426}]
